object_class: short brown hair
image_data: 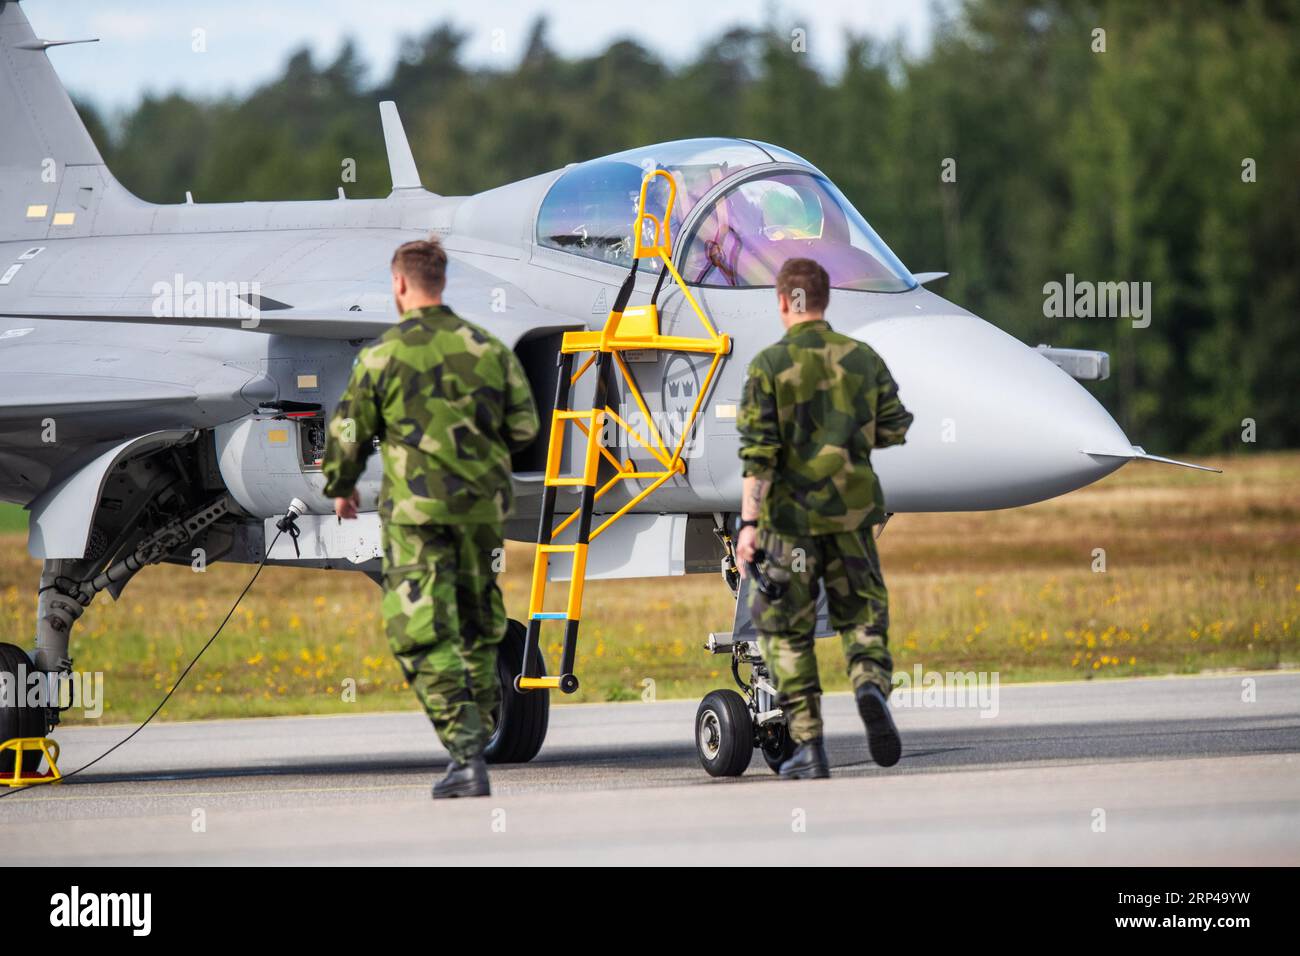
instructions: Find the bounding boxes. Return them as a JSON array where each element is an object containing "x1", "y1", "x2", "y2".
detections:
[
  {"x1": 776, "y1": 258, "x2": 830, "y2": 314},
  {"x1": 391, "y1": 238, "x2": 448, "y2": 294}
]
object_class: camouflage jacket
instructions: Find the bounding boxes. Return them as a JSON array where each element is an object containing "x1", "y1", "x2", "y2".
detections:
[
  {"x1": 322, "y1": 304, "x2": 540, "y2": 524},
  {"x1": 737, "y1": 318, "x2": 912, "y2": 534}
]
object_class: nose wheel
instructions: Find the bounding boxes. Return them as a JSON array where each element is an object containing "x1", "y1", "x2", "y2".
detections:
[
  {"x1": 694, "y1": 635, "x2": 792, "y2": 777},
  {"x1": 695, "y1": 689, "x2": 753, "y2": 777},
  {"x1": 759, "y1": 720, "x2": 796, "y2": 771}
]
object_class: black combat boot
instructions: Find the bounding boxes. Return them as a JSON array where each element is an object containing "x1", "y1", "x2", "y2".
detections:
[
  {"x1": 778, "y1": 738, "x2": 830, "y2": 779},
  {"x1": 432, "y1": 755, "x2": 491, "y2": 799},
  {"x1": 855, "y1": 683, "x2": 901, "y2": 767}
]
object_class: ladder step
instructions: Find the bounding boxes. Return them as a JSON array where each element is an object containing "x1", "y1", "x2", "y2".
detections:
[
  {"x1": 517, "y1": 676, "x2": 561, "y2": 690},
  {"x1": 539, "y1": 544, "x2": 577, "y2": 553},
  {"x1": 531, "y1": 612, "x2": 568, "y2": 620}
]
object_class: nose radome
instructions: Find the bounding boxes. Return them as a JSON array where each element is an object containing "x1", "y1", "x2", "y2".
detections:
[{"x1": 847, "y1": 312, "x2": 1132, "y2": 511}]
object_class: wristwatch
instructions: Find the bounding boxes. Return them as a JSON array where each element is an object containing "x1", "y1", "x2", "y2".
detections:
[{"x1": 738, "y1": 519, "x2": 758, "y2": 530}]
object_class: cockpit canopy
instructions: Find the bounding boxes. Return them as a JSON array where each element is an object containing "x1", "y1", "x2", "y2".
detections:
[{"x1": 536, "y1": 138, "x2": 916, "y2": 293}]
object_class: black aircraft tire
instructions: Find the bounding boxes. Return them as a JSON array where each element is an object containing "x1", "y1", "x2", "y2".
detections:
[
  {"x1": 696, "y1": 689, "x2": 754, "y2": 777},
  {"x1": 0, "y1": 643, "x2": 45, "y2": 775},
  {"x1": 484, "y1": 620, "x2": 550, "y2": 764},
  {"x1": 760, "y1": 721, "x2": 797, "y2": 773}
]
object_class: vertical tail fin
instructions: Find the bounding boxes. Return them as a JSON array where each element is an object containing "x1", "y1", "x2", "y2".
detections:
[
  {"x1": 0, "y1": 0, "x2": 119, "y2": 241},
  {"x1": 379, "y1": 101, "x2": 424, "y2": 191}
]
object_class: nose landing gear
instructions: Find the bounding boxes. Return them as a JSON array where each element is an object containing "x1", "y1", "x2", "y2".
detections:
[
  {"x1": 694, "y1": 633, "x2": 794, "y2": 777},
  {"x1": 693, "y1": 519, "x2": 797, "y2": 777}
]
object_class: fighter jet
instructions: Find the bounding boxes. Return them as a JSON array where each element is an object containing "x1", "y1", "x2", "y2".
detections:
[{"x1": 0, "y1": 2, "x2": 1216, "y2": 777}]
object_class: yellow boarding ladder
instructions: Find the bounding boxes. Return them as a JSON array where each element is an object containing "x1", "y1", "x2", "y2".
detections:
[{"x1": 517, "y1": 170, "x2": 730, "y2": 694}]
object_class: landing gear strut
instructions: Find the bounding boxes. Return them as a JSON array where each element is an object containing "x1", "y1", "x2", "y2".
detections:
[{"x1": 29, "y1": 495, "x2": 232, "y2": 733}]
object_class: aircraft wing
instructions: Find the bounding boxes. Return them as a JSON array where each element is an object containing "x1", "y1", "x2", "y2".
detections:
[
  {"x1": 0, "y1": 337, "x2": 262, "y2": 430},
  {"x1": 0, "y1": 372, "x2": 194, "y2": 420},
  {"x1": 0, "y1": 308, "x2": 394, "y2": 340},
  {"x1": 1, "y1": 275, "x2": 585, "y2": 346}
]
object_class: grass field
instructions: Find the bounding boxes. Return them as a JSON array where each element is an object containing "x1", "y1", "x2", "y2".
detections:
[{"x1": 1, "y1": 453, "x2": 1297, "y2": 724}]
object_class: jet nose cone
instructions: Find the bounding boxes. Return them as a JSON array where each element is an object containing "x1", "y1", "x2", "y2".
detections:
[{"x1": 850, "y1": 312, "x2": 1131, "y2": 511}]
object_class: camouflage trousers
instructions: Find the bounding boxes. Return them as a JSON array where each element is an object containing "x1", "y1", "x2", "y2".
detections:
[
  {"x1": 749, "y1": 525, "x2": 893, "y2": 744},
  {"x1": 380, "y1": 521, "x2": 506, "y2": 763}
]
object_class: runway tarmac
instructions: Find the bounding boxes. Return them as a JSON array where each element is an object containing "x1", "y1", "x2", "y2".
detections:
[{"x1": 3, "y1": 672, "x2": 1297, "y2": 865}]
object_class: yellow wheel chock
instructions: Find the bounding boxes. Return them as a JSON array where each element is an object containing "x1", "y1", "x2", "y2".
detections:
[
  {"x1": 518, "y1": 169, "x2": 730, "y2": 696},
  {"x1": 0, "y1": 736, "x2": 63, "y2": 787}
]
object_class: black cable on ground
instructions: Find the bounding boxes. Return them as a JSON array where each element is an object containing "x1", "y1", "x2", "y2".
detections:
[{"x1": 0, "y1": 526, "x2": 286, "y2": 799}]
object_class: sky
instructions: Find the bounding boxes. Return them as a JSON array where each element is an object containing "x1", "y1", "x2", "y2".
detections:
[{"x1": 24, "y1": 0, "x2": 935, "y2": 114}]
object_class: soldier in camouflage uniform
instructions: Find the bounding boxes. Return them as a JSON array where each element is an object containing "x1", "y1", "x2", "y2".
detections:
[
  {"x1": 735, "y1": 257, "x2": 912, "y2": 779},
  {"x1": 322, "y1": 238, "x2": 539, "y2": 799}
]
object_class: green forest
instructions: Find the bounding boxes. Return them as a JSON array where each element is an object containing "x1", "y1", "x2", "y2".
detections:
[{"x1": 73, "y1": 0, "x2": 1299, "y2": 454}]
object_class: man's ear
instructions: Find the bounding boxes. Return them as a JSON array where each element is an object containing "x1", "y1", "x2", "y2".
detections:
[{"x1": 776, "y1": 291, "x2": 790, "y2": 315}]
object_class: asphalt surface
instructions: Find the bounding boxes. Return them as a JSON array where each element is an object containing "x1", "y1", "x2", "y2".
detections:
[{"x1": 2, "y1": 672, "x2": 1297, "y2": 865}]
